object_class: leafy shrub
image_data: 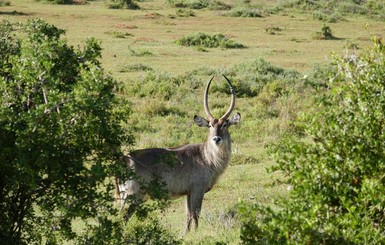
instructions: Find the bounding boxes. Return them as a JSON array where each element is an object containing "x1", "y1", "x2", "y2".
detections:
[
  {"x1": 119, "y1": 215, "x2": 182, "y2": 244},
  {"x1": 208, "y1": 0, "x2": 232, "y2": 10},
  {"x1": 303, "y1": 63, "x2": 336, "y2": 89},
  {"x1": 225, "y1": 7, "x2": 264, "y2": 17},
  {"x1": 176, "y1": 8, "x2": 196, "y2": 17},
  {"x1": 337, "y1": 1, "x2": 367, "y2": 14},
  {"x1": 109, "y1": 0, "x2": 140, "y2": 9},
  {"x1": 239, "y1": 39, "x2": 385, "y2": 244},
  {"x1": 0, "y1": 19, "x2": 134, "y2": 244},
  {"x1": 365, "y1": 0, "x2": 385, "y2": 20},
  {"x1": 124, "y1": 72, "x2": 184, "y2": 100},
  {"x1": 0, "y1": 0, "x2": 10, "y2": 6},
  {"x1": 188, "y1": 0, "x2": 209, "y2": 9},
  {"x1": 36, "y1": 0, "x2": 79, "y2": 4},
  {"x1": 166, "y1": 0, "x2": 209, "y2": 9},
  {"x1": 312, "y1": 24, "x2": 335, "y2": 40},
  {"x1": 213, "y1": 58, "x2": 300, "y2": 98},
  {"x1": 142, "y1": 100, "x2": 186, "y2": 117},
  {"x1": 312, "y1": 10, "x2": 344, "y2": 22},
  {"x1": 176, "y1": 33, "x2": 245, "y2": 49},
  {"x1": 280, "y1": 0, "x2": 385, "y2": 21},
  {"x1": 366, "y1": 0, "x2": 385, "y2": 12},
  {"x1": 78, "y1": 177, "x2": 180, "y2": 244}
]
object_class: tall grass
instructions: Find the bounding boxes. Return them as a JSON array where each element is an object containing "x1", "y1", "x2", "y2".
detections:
[{"x1": 280, "y1": 0, "x2": 385, "y2": 21}]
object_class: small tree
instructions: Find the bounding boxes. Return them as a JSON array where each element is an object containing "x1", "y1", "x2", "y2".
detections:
[
  {"x1": 239, "y1": 39, "x2": 385, "y2": 244},
  {"x1": 109, "y1": 0, "x2": 140, "y2": 9},
  {"x1": 0, "y1": 19, "x2": 134, "y2": 244},
  {"x1": 313, "y1": 24, "x2": 335, "y2": 40}
]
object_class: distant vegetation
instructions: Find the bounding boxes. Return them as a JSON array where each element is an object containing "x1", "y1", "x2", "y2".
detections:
[
  {"x1": 108, "y1": 0, "x2": 140, "y2": 9},
  {"x1": 282, "y1": 0, "x2": 385, "y2": 21},
  {"x1": 312, "y1": 24, "x2": 336, "y2": 40},
  {"x1": 176, "y1": 33, "x2": 245, "y2": 49},
  {"x1": 26, "y1": 0, "x2": 385, "y2": 22},
  {"x1": 224, "y1": 6, "x2": 264, "y2": 18},
  {"x1": 166, "y1": 0, "x2": 209, "y2": 9},
  {"x1": 35, "y1": 0, "x2": 77, "y2": 4},
  {"x1": 0, "y1": 0, "x2": 10, "y2": 6}
]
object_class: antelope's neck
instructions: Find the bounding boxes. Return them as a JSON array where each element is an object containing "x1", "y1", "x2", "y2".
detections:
[{"x1": 203, "y1": 138, "x2": 231, "y2": 171}]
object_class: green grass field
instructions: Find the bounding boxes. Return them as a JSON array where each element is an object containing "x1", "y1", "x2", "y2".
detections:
[{"x1": 1, "y1": 0, "x2": 384, "y2": 243}]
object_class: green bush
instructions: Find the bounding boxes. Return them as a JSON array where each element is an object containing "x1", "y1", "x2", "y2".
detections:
[
  {"x1": 280, "y1": 0, "x2": 385, "y2": 21},
  {"x1": 208, "y1": 0, "x2": 232, "y2": 10},
  {"x1": 109, "y1": 0, "x2": 140, "y2": 9},
  {"x1": 312, "y1": 24, "x2": 335, "y2": 40},
  {"x1": 176, "y1": 8, "x2": 196, "y2": 17},
  {"x1": 0, "y1": 19, "x2": 134, "y2": 244},
  {"x1": 365, "y1": 0, "x2": 385, "y2": 20},
  {"x1": 213, "y1": 58, "x2": 300, "y2": 98},
  {"x1": 78, "y1": 178, "x2": 180, "y2": 244},
  {"x1": 312, "y1": 10, "x2": 344, "y2": 22},
  {"x1": 239, "y1": 39, "x2": 385, "y2": 244},
  {"x1": 176, "y1": 32, "x2": 245, "y2": 49},
  {"x1": 36, "y1": 0, "x2": 77, "y2": 4},
  {"x1": 167, "y1": 0, "x2": 231, "y2": 11},
  {"x1": 166, "y1": 0, "x2": 209, "y2": 9},
  {"x1": 120, "y1": 215, "x2": 182, "y2": 244},
  {"x1": 0, "y1": 0, "x2": 10, "y2": 6},
  {"x1": 124, "y1": 72, "x2": 185, "y2": 100},
  {"x1": 188, "y1": 0, "x2": 209, "y2": 9},
  {"x1": 225, "y1": 7, "x2": 264, "y2": 17}
]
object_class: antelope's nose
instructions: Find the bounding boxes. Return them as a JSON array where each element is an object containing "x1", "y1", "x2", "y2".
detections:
[{"x1": 212, "y1": 136, "x2": 223, "y2": 145}]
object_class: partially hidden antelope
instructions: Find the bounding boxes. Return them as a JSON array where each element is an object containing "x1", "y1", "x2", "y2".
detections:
[{"x1": 115, "y1": 75, "x2": 241, "y2": 232}]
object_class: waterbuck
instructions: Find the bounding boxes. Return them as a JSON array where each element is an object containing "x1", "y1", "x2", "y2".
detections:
[{"x1": 115, "y1": 75, "x2": 241, "y2": 232}]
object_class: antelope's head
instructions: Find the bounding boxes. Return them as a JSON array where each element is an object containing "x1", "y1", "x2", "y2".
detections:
[{"x1": 194, "y1": 75, "x2": 241, "y2": 148}]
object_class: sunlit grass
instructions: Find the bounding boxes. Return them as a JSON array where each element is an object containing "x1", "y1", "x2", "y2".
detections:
[{"x1": 2, "y1": 0, "x2": 382, "y2": 77}]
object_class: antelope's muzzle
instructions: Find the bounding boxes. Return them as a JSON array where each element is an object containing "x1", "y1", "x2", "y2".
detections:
[{"x1": 212, "y1": 136, "x2": 223, "y2": 145}]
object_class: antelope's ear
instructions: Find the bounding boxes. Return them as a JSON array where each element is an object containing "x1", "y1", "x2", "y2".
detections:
[
  {"x1": 194, "y1": 115, "x2": 210, "y2": 128},
  {"x1": 228, "y1": 112, "x2": 241, "y2": 126}
]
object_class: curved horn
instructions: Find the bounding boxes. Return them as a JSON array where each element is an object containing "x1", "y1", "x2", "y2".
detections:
[
  {"x1": 220, "y1": 74, "x2": 236, "y2": 121},
  {"x1": 204, "y1": 75, "x2": 215, "y2": 121}
]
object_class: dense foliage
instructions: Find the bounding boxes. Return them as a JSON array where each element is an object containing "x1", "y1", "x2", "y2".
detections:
[
  {"x1": 35, "y1": 0, "x2": 77, "y2": 4},
  {"x1": 239, "y1": 39, "x2": 385, "y2": 244},
  {"x1": 176, "y1": 33, "x2": 245, "y2": 49},
  {"x1": 0, "y1": 19, "x2": 135, "y2": 244},
  {"x1": 108, "y1": 0, "x2": 140, "y2": 9},
  {"x1": 0, "y1": 0, "x2": 10, "y2": 6}
]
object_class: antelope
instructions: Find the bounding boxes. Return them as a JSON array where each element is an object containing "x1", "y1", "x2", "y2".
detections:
[{"x1": 115, "y1": 75, "x2": 241, "y2": 232}]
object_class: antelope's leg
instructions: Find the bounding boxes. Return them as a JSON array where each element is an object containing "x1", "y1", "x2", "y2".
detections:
[
  {"x1": 186, "y1": 194, "x2": 193, "y2": 233},
  {"x1": 190, "y1": 190, "x2": 204, "y2": 230}
]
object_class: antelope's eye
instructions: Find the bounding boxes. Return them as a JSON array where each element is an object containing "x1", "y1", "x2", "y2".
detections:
[{"x1": 221, "y1": 122, "x2": 227, "y2": 128}]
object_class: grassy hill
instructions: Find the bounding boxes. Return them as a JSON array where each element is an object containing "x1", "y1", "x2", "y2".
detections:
[{"x1": 1, "y1": 0, "x2": 384, "y2": 243}]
